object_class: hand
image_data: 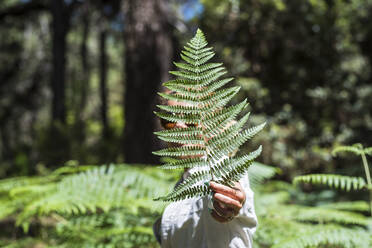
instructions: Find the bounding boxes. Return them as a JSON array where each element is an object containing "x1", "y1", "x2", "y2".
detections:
[{"x1": 209, "y1": 181, "x2": 246, "y2": 223}]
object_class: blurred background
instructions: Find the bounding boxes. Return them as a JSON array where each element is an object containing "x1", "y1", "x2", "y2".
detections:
[{"x1": 1, "y1": 0, "x2": 372, "y2": 247}]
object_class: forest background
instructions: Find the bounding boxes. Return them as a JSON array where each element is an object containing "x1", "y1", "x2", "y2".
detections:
[{"x1": 0, "y1": 0, "x2": 372, "y2": 247}]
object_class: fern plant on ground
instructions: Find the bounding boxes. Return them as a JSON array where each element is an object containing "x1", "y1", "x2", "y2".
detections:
[
  {"x1": 2, "y1": 159, "x2": 370, "y2": 247},
  {"x1": 0, "y1": 161, "x2": 276, "y2": 247},
  {"x1": 294, "y1": 143, "x2": 372, "y2": 215},
  {"x1": 0, "y1": 164, "x2": 179, "y2": 248},
  {"x1": 254, "y1": 180, "x2": 372, "y2": 248},
  {"x1": 267, "y1": 143, "x2": 372, "y2": 248}
]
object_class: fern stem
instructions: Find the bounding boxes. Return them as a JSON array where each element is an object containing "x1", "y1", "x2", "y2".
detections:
[
  {"x1": 361, "y1": 153, "x2": 372, "y2": 186},
  {"x1": 361, "y1": 152, "x2": 372, "y2": 216},
  {"x1": 200, "y1": 122, "x2": 214, "y2": 181},
  {"x1": 196, "y1": 47, "x2": 214, "y2": 182}
]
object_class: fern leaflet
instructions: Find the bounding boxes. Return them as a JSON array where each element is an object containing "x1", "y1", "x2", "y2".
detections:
[{"x1": 293, "y1": 174, "x2": 366, "y2": 191}]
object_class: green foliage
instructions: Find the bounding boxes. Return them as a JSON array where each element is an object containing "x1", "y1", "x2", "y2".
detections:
[
  {"x1": 0, "y1": 162, "x2": 279, "y2": 247},
  {"x1": 272, "y1": 226, "x2": 372, "y2": 248},
  {"x1": 275, "y1": 144, "x2": 372, "y2": 248},
  {"x1": 248, "y1": 162, "x2": 279, "y2": 191},
  {"x1": 54, "y1": 210, "x2": 159, "y2": 248},
  {"x1": 0, "y1": 164, "x2": 179, "y2": 247},
  {"x1": 15, "y1": 165, "x2": 173, "y2": 231},
  {"x1": 199, "y1": 0, "x2": 372, "y2": 183},
  {"x1": 295, "y1": 143, "x2": 372, "y2": 215},
  {"x1": 154, "y1": 29, "x2": 265, "y2": 202},
  {"x1": 332, "y1": 143, "x2": 372, "y2": 157},
  {"x1": 293, "y1": 174, "x2": 366, "y2": 191},
  {"x1": 319, "y1": 201, "x2": 370, "y2": 213},
  {"x1": 2, "y1": 159, "x2": 371, "y2": 248},
  {"x1": 254, "y1": 181, "x2": 372, "y2": 248},
  {"x1": 291, "y1": 206, "x2": 369, "y2": 226}
]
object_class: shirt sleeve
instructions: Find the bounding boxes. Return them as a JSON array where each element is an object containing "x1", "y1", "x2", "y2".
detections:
[{"x1": 235, "y1": 173, "x2": 258, "y2": 232}]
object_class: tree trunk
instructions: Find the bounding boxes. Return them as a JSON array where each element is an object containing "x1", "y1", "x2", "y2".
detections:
[
  {"x1": 123, "y1": 0, "x2": 174, "y2": 164},
  {"x1": 80, "y1": 9, "x2": 90, "y2": 115},
  {"x1": 75, "y1": 1, "x2": 91, "y2": 146},
  {"x1": 99, "y1": 22, "x2": 109, "y2": 139},
  {"x1": 50, "y1": 0, "x2": 68, "y2": 124},
  {"x1": 72, "y1": 1, "x2": 91, "y2": 162},
  {"x1": 48, "y1": 0, "x2": 78, "y2": 166}
]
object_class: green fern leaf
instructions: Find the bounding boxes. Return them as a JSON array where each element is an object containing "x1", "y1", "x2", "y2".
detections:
[
  {"x1": 174, "y1": 62, "x2": 222, "y2": 74},
  {"x1": 248, "y1": 162, "x2": 279, "y2": 190},
  {"x1": 159, "y1": 157, "x2": 208, "y2": 170},
  {"x1": 320, "y1": 201, "x2": 370, "y2": 213},
  {"x1": 273, "y1": 226, "x2": 372, "y2": 248},
  {"x1": 332, "y1": 144, "x2": 364, "y2": 157},
  {"x1": 293, "y1": 207, "x2": 369, "y2": 226},
  {"x1": 153, "y1": 29, "x2": 265, "y2": 201},
  {"x1": 364, "y1": 147, "x2": 372, "y2": 156},
  {"x1": 154, "y1": 111, "x2": 199, "y2": 124},
  {"x1": 164, "y1": 77, "x2": 234, "y2": 99},
  {"x1": 293, "y1": 174, "x2": 366, "y2": 191}
]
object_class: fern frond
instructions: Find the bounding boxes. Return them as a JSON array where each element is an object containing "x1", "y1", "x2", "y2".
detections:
[
  {"x1": 153, "y1": 146, "x2": 205, "y2": 157},
  {"x1": 180, "y1": 51, "x2": 215, "y2": 66},
  {"x1": 54, "y1": 209, "x2": 158, "y2": 248},
  {"x1": 157, "y1": 92, "x2": 200, "y2": 104},
  {"x1": 13, "y1": 165, "x2": 175, "y2": 231},
  {"x1": 203, "y1": 86, "x2": 241, "y2": 104},
  {"x1": 320, "y1": 201, "x2": 370, "y2": 213},
  {"x1": 164, "y1": 77, "x2": 234, "y2": 99},
  {"x1": 0, "y1": 176, "x2": 53, "y2": 195},
  {"x1": 197, "y1": 71, "x2": 227, "y2": 87},
  {"x1": 170, "y1": 67, "x2": 225, "y2": 82},
  {"x1": 157, "y1": 148, "x2": 265, "y2": 201},
  {"x1": 218, "y1": 146, "x2": 262, "y2": 184},
  {"x1": 293, "y1": 174, "x2": 366, "y2": 191},
  {"x1": 159, "y1": 157, "x2": 208, "y2": 170},
  {"x1": 181, "y1": 49, "x2": 214, "y2": 62},
  {"x1": 207, "y1": 112, "x2": 251, "y2": 148},
  {"x1": 51, "y1": 164, "x2": 95, "y2": 176},
  {"x1": 204, "y1": 87, "x2": 240, "y2": 111},
  {"x1": 160, "y1": 170, "x2": 211, "y2": 201},
  {"x1": 248, "y1": 162, "x2": 278, "y2": 190},
  {"x1": 154, "y1": 111, "x2": 199, "y2": 124},
  {"x1": 204, "y1": 100, "x2": 249, "y2": 135},
  {"x1": 157, "y1": 104, "x2": 200, "y2": 115},
  {"x1": 332, "y1": 144, "x2": 364, "y2": 156},
  {"x1": 156, "y1": 134, "x2": 203, "y2": 145},
  {"x1": 154, "y1": 126, "x2": 202, "y2": 138},
  {"x1": 364, "y1": 147, "x2": 372, "y2": 156},
  {"x1": 154, "y1": 29, "x2": 265, "y2": 201},
  {"x1": 273, "y1": 226, "x2": 372, "y2": 248},
  {"x1": 183, "y1": 45, "x2": 212, "y2": 55},
  {"x1": 0, "y1": 165, "x2": 177, "y2": 247},
  {"x1": 173, "y1": 62, "x2": 222, "y2": 74},
  {"x1": 293, "y1": 207, "x2": 369, "y2": 226},
  {"x1": 157, "y1": 86, "x2": 239, "y2": 112},
  {"x1": 209, "y1": 123, "x2": 266, "y2": 161},
  {"x1": 155, "y1": 184, "x2": 210, "y2": 202}
]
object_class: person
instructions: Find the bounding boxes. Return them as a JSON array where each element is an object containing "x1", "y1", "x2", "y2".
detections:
[{"x1": 153, "y1": 96, "x2": 258, "y2": 248}]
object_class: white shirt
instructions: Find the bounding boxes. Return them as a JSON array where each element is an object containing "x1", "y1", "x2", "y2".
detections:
[{"x1": 159, "y1": 172, "x2": 257, "y2": 248}]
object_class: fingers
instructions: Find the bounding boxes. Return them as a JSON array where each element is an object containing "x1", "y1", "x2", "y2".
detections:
[
  {"x1": 213, "y1": 200, "x2": 235, "y2": 217},
  {"x1": 208, "y1": 181, "x2": 246, "y2": 222},
  {"x1": 209, "y1": 181, "x2": 245, "y2": 203},
  {"x1": 210, "y1": 209, "x2": 230, "y2": 223},
  {"x1": 213, "y1": 192, "x2": 242, "y2": 211}
]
